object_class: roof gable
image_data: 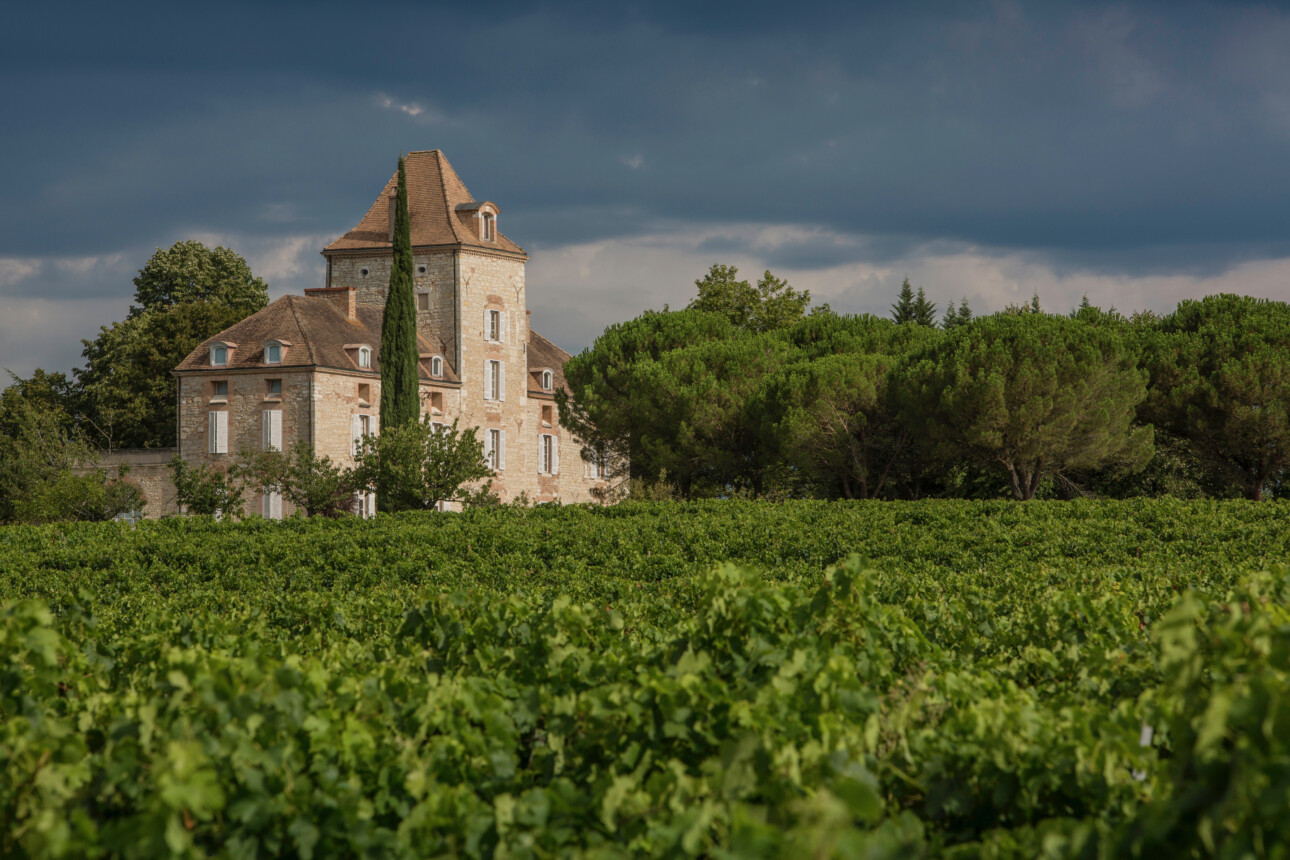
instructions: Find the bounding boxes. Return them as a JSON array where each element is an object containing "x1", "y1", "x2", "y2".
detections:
[
  {"x1": 175, "y1": 294, "x2": 460, "y2": 383},
  {"x1": 323, "y1": 150, "x2": 525, "y2": 257}
]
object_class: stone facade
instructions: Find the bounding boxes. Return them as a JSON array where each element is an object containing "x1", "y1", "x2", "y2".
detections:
[
  {"x1": 167, "y1": 149, "x2": 609, "y2": 517},
  {"x1": 95, "y1": 448, "x2": 182, "y2": 519}
]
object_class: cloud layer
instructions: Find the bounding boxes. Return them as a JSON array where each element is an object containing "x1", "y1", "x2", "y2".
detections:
[{"x1": 3, "y1": 1, "x2": 1289, "y2": 376}]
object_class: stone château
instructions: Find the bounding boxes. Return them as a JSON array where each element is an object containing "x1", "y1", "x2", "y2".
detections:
[{"x1": 166, "y1": 150, "x2": 606, "y2": 517}]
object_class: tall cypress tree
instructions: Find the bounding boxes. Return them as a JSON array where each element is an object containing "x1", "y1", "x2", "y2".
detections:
[{"x1": 380, "y1": 156, "x2": 420, "y2": 430}]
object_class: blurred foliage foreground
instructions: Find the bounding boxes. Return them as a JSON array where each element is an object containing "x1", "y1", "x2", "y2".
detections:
[{"x1": 3, "y1": 499, "x2": 1290, "y2": 858}]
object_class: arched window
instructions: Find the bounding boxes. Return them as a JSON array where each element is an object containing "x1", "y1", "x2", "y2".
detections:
[
  {"x1": 431, "y1": 355, "x2": 443, "y2": 377},
  {"x1": 265, "y1": 342, "x2": 282, "y2": 364},
  {"x1": 211, "y1": 345, "x2": 228, "y2": 366},
  {"x1": 358, "y1": 346, "x2": 372, "y2": 368},
  {"x1": 542, "y1": 370, "x2": 553, "y2": 390},
  {"x1": 482, "y1": 212, "x2": 496, "y2": 241}
]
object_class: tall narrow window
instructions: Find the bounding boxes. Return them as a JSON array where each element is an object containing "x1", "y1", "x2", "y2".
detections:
[
  {"x1": 486, "y1": 428, "x2": 505, "y2": 471},
  {"x1": 209, "y1": 411, "x2": 229, "y2": 455},
  {"x1": 482, "y1": 213, "x2": 496, "y2": 241},
  {"x1": 262, "y1": 487, "x2": 283, "y2": 520},
  {"x1": 541, "y1": 370, "x2": 553, "y2": 391},
  {"x1": 487, "y1": 309, "x2": 501, "y2": 342},
  {"x1": 538, "y1": 433, "x2": 558, "y2": 475},
  {"x1": 262, "y1": 409, "x2": 282, "y2": 451},
  {"x1": 485, "y1": 359, "x2": 504, "y2": 401},
  {"x1": 352, "y1": 413, "x2": 372, "y2": 455},
  {"x1": 431, "y1": 355, "x2": 443, "y2": 377},
  {"x1": 358, "y1": 347, "x2": 372, "y2": 368}
]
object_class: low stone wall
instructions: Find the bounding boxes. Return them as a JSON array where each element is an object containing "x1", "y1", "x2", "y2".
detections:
[{"x1": 97, "y1": 448, "x2": 180, "y2": 519}]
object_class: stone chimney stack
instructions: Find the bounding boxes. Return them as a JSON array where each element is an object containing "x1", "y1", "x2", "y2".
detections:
[{"x1": 305, "y1": 286, "x2": 357, "y2": 321}]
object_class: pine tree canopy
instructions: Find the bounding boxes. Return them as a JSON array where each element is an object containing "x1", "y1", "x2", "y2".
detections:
[{"x1": 891, "y1": 278, "x2": 916, "y2": 324}]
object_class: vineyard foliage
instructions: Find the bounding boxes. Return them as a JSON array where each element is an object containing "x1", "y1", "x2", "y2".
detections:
[{"x1": 3, "y1": 499, "x2": 1290, "y2": 857}]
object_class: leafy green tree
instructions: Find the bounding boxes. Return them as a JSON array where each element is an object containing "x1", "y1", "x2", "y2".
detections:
[
  {"x1": 1144, "y1": 294, "x2": 1290, "y2": 500},
  {"x1": 0, "y1": 370, "x2": 80, "y2": 439},
  {"x1": 561, "y1": 309, "x2": 735, "y2": 484},
  {"x1": 128, "y1": 239, "x2": 268, "y2": 317},
  {"x1": 241, "y1": 440, "x2": 359, "y2": 518},
  {"x1": 78, "y1": 301, "x2": 249, "y2": 448},
  {"x1": 687, "y1": 264, "x2": 811, "y2": 333},
  {"x1": 0, "y1": 394, "x2": 143, "y2": 523},
  {"x1": 352, "y1": 419, "x2": 493, "y2": 512},
  {"x1": 76, "y1": 241, "x2": 268, "y2": 448},
  {"x1": 912, "y1": 287, "x2": 937, "y2": 327},
  {"x1": 379, "y1": 155, "x2": 420, "y2": 430},
  {"x1": 890, "y1": 278, "x2": 916, "y2": 323},
  {"x1": 169, "y1": 455, "x2": 245, "y2": 518},
  {"x1": 895, "y1": 313, "x2": 1153, "y2": 500},
  {"x1": 761, "y1": 353, "x2": 909, "y2": 499},
  {"x1": 563, "y1": 309, "x2": 790, "y2": 497}
]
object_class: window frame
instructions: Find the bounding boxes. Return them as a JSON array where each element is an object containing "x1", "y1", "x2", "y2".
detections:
[
  {"x1": 357, "y1": 346, "x2": 372, "y2": 369},
  {"x1": 211, "y1": 345, "x2": 229, "y2": 367}
]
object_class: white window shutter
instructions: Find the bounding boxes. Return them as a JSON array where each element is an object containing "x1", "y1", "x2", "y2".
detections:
[
  {"x1": 498, "y1": 362, "x2": 506, "y2": 402},
  {"x1": 483, "y1": 308, "x2": 490, "y2": 340},
  {"x1": 209, "y1": 412, "x2": 218, "y2": 454},
  {"x1": 367, "y1": 492, "x2": 376, "y2": 518},
  {"x1": 499, "y1": 430, "x2": 506, "y2": 470},
  {"x1": 552, "y1": 435, "x2": 559, "y2": 475},
  {"x1": 484, "y1": 360, "x2": 494, "y2": 400},
  {"x1": 211, "y1": 411, "x2": 228, "y2": 455},
  {"x1": 271, "y1": 491, "x2": 282, "y2": 520},
  {"x1": 484, "y1": 429, "x2": 495, "y2": 465},
  {"x1": 538, "y1": 435, "x2": 545, "y2": 473},
  {"x1": 499, "y1": 311, "x2": 506, "y2": 343},
  {"x1": 351, "y1": 414, "x2": 362, "y2": 455},
  {"x1": 262, "y1": 410, "x2": 282, "y2": 451}
]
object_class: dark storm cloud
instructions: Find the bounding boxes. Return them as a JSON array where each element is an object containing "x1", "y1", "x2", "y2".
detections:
[
  {"x1": 3, "y1": 1, "x2": 1290, "y2": 375},
  {"x1": 5, "y1": 1, "x2": 1290, "y2": 265}
]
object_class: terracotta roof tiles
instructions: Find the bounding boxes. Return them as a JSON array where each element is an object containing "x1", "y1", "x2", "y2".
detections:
[
  {"x1": 323, "y1": 150, "x2": 525, "y2": 257},
  {"x1": 175, "y1": 295, "x2": 460, "y2": 384}
]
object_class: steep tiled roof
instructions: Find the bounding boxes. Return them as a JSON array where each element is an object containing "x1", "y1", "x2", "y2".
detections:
[
  {"x1": 527, "y1": 330, "x2": 572, "y2": 396},
  {"x1": 175, "y1": 295, "x2": 460, "y2": 383},
  {"x1": 323, "y1": 150, "x2": 526, "y2": 257}
]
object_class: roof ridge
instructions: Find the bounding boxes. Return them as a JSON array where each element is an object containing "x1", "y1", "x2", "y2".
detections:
[
  {"x1": 432, "y1": 151, "x2": 471, "y2": 245},
  {"x1": 286, "y1": 295, "x2": 318, "y2": 366}
]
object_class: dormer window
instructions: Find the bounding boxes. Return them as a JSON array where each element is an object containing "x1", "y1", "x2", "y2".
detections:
[
  {"x1": 482, "y1": 212, "x2": 496, "y2": 241},
  {"x1": 358, "y1": 347, "x2": 372, "y2": 368},
  {"x1": 431, "y1": 355, "x2": 443, "y2": 377},
  {"x1": 210, "y1": 343, "x2": 234, "y2": 366},
  {"x1": 541, "y1": 370, "x2": 554, "y2": 391}
]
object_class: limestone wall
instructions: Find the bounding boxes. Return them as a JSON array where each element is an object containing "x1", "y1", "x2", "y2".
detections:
[{"x1": 95, "y1": 448, "x2": 181, "y2": 518}]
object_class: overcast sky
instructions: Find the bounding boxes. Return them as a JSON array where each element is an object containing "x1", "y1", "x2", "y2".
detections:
[{"x1": 3, "y1": 0, "x2": 1290, "y2": 379}]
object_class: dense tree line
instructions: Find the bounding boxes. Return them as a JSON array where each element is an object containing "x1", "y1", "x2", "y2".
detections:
[
  {"x1": 562, "y1": 266, "x2": 1290, "y2": 501},
  {"x1": 0, "y1": 240, "x2": 268, "y2": 522}
]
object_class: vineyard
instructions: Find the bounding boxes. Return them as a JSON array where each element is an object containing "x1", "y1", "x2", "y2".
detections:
[{"x1": 3, "y1": 499, "x2": 1290, "y2": 857}]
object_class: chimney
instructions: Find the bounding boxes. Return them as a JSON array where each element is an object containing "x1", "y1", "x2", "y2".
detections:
[
  {"x1": 388, "y1": 193, "x2": 397, "y2": 243},
  {"x1": 305, "y1": 286, "x2": 357, "y2": 321}
]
